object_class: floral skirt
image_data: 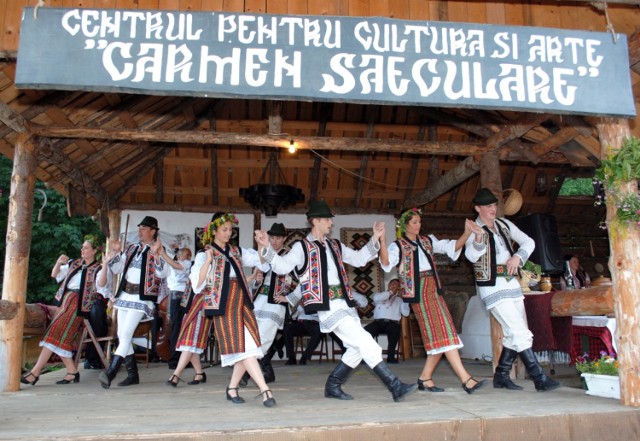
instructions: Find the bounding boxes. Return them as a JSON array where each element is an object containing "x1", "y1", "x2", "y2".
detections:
[{"x1": 40, "y1": 291, "x2": 83, "y2": 358}]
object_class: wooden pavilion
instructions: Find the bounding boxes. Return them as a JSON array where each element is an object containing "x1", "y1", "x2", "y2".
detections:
[{"x1": 0, "y1": 0, "x2": 639, "y2": 406}]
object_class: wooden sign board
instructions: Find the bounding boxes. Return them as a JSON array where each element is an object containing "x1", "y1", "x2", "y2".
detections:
[{"x1": 15, "y1": 7, "x2": 636, "y2": 117}]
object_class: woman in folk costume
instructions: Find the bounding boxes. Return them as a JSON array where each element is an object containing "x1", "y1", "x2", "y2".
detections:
[
  {"x1": 168, "y1": 212, "x2": 275, "y2": 406},
  {"x1": 21, "y1": 235, "x2": 109, "y2": 386},
  {"x1": 379, "y1": 208, "x2": 487, "y2": 394}
]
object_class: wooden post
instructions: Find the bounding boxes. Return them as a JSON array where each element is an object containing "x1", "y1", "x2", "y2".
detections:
[
  {"x1": 595, "y1": 118, "x2": 640, "y2": 407},
  {"x1": 0, "y1": 134, "x2": 38, "y2": 392}
]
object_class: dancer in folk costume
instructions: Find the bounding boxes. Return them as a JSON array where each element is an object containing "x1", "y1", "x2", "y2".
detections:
[
  {"x1": 247, "y1": 222, "x2": 298, "y2": 384},
  {"x1": 167, "y1": 213, "x2": 275, "y2": 407},
  {"x1": 255, "y1": 200, "x2": 417, "y2": 402},
  {"x1": 21, "y1": 235, "x2": 109, "y2": 386},
  {"x1": 99, "y1": 216, "x2": 171, "y2": 389},
  {"x1": 380, "y1": 208, "x2": 487, "y2": 394},
  {"x1": 465, "y1": 188, "x2": 559, "y2": 392}
]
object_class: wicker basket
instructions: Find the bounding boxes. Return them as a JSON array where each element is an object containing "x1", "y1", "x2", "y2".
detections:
[{"x1": 503, "y1": 189, "x2": 523, "y2": 216}]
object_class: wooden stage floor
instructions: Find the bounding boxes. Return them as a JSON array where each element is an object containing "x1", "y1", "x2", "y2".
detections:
[{"x1": 1, "y1": 358, "x2": 638, "y2": 441}]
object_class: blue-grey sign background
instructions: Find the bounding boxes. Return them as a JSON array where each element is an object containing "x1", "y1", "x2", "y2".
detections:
[{"x1": 15, "y1": 7, "x2": 636, "y2": 117}]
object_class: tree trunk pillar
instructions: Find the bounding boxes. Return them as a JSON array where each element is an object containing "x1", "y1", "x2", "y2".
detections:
[
  {"x1": 595, "y1": 118, "x2": 640, "y2": 407},
  {"x1": 0, "y1": 134, "x2": 38, "y2": 392}
]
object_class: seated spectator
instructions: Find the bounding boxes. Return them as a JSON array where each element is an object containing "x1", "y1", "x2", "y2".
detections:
[{"x1": 364, "y1": 279, "x2": 410, "y2": 364}]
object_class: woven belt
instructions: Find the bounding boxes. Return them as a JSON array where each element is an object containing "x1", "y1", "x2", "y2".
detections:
[
  {"x1": 124, "y1": 281, "x2": 140, "y2": 293},
  {"x1": 419, "y1": 270, "x2": 435, "y2": 277},
  {"x1": 495, "y1": 265, "x2": 510, "y2": 277},
  {"x1": 328, "y1": 285, "x2": 344, "y2": 300}
]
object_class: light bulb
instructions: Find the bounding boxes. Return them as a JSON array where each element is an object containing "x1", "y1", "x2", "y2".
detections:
[{"x1": 288, "y1": 139, "x2": 296, "y2": 154}]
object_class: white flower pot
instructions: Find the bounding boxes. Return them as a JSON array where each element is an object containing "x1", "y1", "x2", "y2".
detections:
[{"x1": 581, "y1": 373, "x2": 620, "y2": 399}]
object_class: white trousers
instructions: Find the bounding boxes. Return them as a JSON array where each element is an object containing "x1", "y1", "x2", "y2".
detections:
[
  {"x1": 257, "y1": 317, "x2": 279, "y2": 355},
  {"x1": 330, "y1": 316, "x2": 383, "y2": 369},
  {"x1": 490, "y1": 298, "x2": 533, "y2": 353},
  {"x1": 115, "y1": 308, "x2": 145, "y2": 357}
]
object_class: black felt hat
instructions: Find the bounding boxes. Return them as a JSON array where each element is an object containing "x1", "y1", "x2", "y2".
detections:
[
  {"x1": 137, "y1": 216, "x2": 159, "y2": 229},
  {"x1": 472, "y1": 188, "x2": 499, "y2": 206},
  {"x1": 306, "y1": 200, "x2": 334, "y2": 219},
  {"x1": 267, "y1": 223, "x2": 287, "y2": 237}
]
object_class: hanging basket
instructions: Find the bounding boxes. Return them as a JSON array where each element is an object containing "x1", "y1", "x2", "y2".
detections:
[{"x1": 503, "y1": 189, "x2": 523, "y2": 216}]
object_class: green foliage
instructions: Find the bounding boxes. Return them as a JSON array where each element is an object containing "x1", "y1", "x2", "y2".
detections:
[
  {"x1": 594, "y1": 137, "x2": 640, "y2": 229},
  {"x1": 523, "y1": 260, "x2": 542, "y2": 277},
  {"x1": 0, "y1": 155, "x2": 103, "y2": 304},
  {"x1": 559, "y1": 178, "x2": 594, "y2": 196},
  {"x1": 595, "y1": 137, "x2": 640, "y2": 185}
]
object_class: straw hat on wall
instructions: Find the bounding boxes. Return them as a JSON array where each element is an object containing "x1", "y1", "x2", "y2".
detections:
[{"x1": 503, "y1": 189, "x2": 523, "y2": 216}]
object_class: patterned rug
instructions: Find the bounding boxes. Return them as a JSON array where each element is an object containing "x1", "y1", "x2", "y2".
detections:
[{"x1": 340, "y1": 228, "x2": 385, "y2": 299}]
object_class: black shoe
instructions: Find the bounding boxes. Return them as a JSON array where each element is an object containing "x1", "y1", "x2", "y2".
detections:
[
  {"x1": 239, "y1": 372, "x2": 250, "y2": 388},
  {"x1": 417, "y1": 378, "x2": 444, "y2": 392},
  {"x1": 167, "y1": 362, "x2": 178, "y2": 370},
  {"x1": 462, "y1": 377, "x2": 487, "y2": 394},
  {"x1": 226, "y1": 387, "x2": 245, "y2": 404},
  {"x1": 324, "y1": 362, "x2": 354, "y2": 400},
  {"x1": 21, "y1": 371, "x2": 39, "y2": 386},
  {"x1": 166, "y1": 374, "x2": 182, "y2": 387},
  {"x1": 386, "y1": 358, "x2": 399, "y2": 364},
  {"x1": 56, "y1": 372, "x2": 80, "y2": 385},
  {"x1": 298, "y1": 357, "x2": 307, "y2": 365},
  {"x1": 188, "y1": 372, "x2": 207, "y2": 385},
  {"x1": 285, "y1": 359, "x2": 297, "y2": 366},
  {"x1": 256, "y1": 389, "x2": 276, "y2": 407}
]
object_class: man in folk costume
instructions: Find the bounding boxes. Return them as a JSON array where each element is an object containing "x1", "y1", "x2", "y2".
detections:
[
  {"x1": 247, "y1": 223, "x2": 298, "y2": 384},
  {"x1": 464, "y1": 188, "x2": 560, "y2": 392},
  {"x1": 99, "y1": 216, "x2": 171, "y2": 389},
  {"x1": 255, "y1": 200, "x2": 417, "y2": 402}
]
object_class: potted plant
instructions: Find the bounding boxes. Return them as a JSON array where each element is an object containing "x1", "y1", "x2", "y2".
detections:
[{"x1": 575, "y1": 351, "x2": 620, "y2": 399}]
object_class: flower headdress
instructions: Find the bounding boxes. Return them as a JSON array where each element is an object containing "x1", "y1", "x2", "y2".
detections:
[
  {"x1": 84, "y1": 234, "x2": 104, "y2": 260},
  {"x1": 202, "y1": 213, "x2": 238, "y2": 245},
  {"x1": 396, "y1": 207, "x2": 422, "y2": 239}
]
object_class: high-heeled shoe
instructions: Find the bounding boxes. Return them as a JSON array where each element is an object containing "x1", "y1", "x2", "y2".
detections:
[
  {"x1": 20, "y1": 371, "x2": 39, "y2": 385},
  {"x1": 188, "y1": 371, "x2": 207, "y2": 385},
  {"x1": 462, "y1": 377, "x2": 487, "y2": 394},
  {"x1": 417, "y1": 378, "x2": 444, "y2": 392},
  {"x1": 256, "y1": 389, "x2": 276, "y2": 407},
  {"x1": 226, "y1": 386, "x2": 245, "y2": 404},
  {"x1": 56, "y1": 372, "x2": 80, "y2": 385},
  {"x1": 166, "y1": 374, "x2": 182, "y2": 387}
]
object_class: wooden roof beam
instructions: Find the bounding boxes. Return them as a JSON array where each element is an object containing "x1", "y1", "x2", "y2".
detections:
[
  {"x1": 30, "y1": 125, "x2": 487, "y2": 156},
  {"x1": 0, "y1": 100, "x2": 108, "y2": 204},
  {"x1": 403, "y1": 156, "x2": 480, "y2": 208},
  {"x1": 419, "y1": 108, "x2": 540, "y2": 163},
  {"x1": 485, "y1": 113, "x2": 550, "y2": 150}
]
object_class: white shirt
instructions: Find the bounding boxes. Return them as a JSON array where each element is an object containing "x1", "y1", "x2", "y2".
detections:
[{"x1": 370, "y1": 291, "x2": 410, "y2": 321}]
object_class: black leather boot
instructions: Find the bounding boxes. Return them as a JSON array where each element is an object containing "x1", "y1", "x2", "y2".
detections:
[
  {"x1": 260, "y1": 358, "x2": 276, "y2": 384},
  {"x1": 117, "y1": 355, "x2": 140, "y2": 386},
  {"x1": 493, "y1": 347, "x2": 523, "y2": 390},
  {"x1": 519, "y1": 348, "x2": 560, "y2": 391},
  {"x1": 324, "y1": 362, "x2": 354, "y2": 400},
  {"x1": 98, "y1": 355, "x2": 124, "y2": 389},
  {"x1": 372, "y1": 361, "x2": 418, "y2": 402}
]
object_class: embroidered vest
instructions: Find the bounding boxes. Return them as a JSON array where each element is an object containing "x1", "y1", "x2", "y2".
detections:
[
  {"x1": 54, "y1": 259, "x2": 102, "y2": 317},
  {"x1": 202, "y1": 245, "x2": 252, "y2": 316},
  {"x1": 395, "y1": 236, "x2": 438, "y2": 303},
  {"x1": 296, "y1": 238, "x2": 355, "y2": 313},
  {"x1": 473, "y1": 218, "x2": 514, "y2": 287},
  {"x1": 116, "y1": 243, "x2": 163, "y2": 302},
  {"x1": 256, "y1": 249, "x2": 298, "y2": 306}
]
